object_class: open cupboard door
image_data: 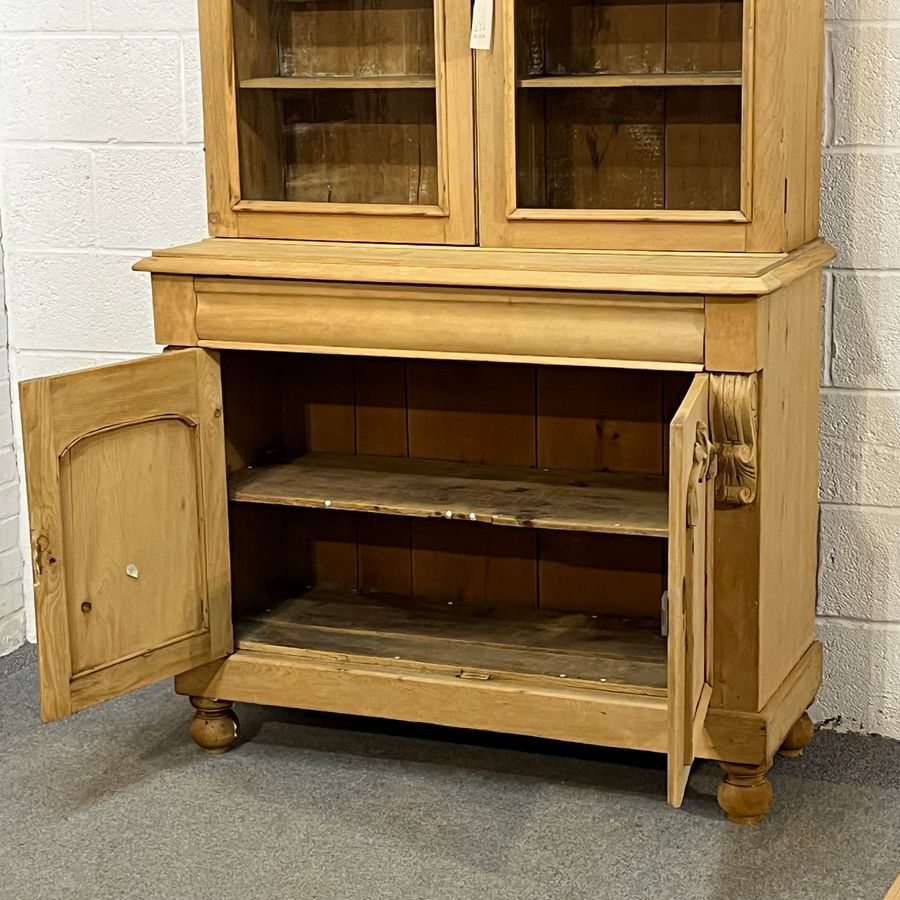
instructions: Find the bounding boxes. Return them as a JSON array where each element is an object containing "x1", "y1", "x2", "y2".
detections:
[
  {"x1": 20, "y1": 350, "x2": 232, "y2": 723},
  {"x1": 667, "y1": 374, "x2": 715, "y2": 807}
]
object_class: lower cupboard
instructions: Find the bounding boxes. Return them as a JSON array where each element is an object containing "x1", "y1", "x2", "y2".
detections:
[{"x1": 19, "y1": 340, "x2": 819, "y2": 823}]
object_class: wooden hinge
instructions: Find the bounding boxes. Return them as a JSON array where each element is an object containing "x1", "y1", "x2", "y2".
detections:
[
  {"x1": 31, "y1": 533, "x2": 50, "y2": 585},
  {"x1": 458, "y1": 671, "x2": 492, "y2": 681}
]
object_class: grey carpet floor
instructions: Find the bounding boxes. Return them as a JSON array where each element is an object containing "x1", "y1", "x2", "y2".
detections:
[{"x1": 1, "y1": 645, "x2": 899, "y2": 900}]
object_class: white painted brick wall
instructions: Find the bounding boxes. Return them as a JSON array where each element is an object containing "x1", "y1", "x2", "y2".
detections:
[
  {"x1": 0, "y1": 2, "x2": 897, "y2": 742},
  {"x1": 819, "y1": 9, "x2": 900, "y2": 739},
  {"x1": 0, "y1": 0, "x2": 208, "y2": 655},
  {"x1": 0, "y1": 207, "x2": 24, "y2": 656}
]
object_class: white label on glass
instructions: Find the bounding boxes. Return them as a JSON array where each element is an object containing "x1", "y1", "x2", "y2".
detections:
[{"x1": 470, "y1": 0, "x2": 494, "y2": 50}]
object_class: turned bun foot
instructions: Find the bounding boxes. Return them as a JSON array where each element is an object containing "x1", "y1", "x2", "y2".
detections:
[
  {"x1": 778, "y1": 711, "x2": 815, "y2": 759},
  {"x1": 717, "y1": 762, "x2": 773, "y2": 825},
  {"x1": 190, "y1": 697, "x2": 239, "y2": 754}
]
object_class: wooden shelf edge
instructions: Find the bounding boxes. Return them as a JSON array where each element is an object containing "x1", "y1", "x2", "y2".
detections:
[
  {"x1": 234, "y1": 639, "x2": 668, "y2": 699},
  {"x1": 232, "y1": 590, "x2": 667, "y2": 694},
  {"x1": 517, "y1": 73, "x2": 743, "y2": 89},
  {"x1": 234, "y1": 199, "x2": 447, "y2": 218},
  {"x1": 135, "y1": 238, "x2": 836, "y2": 297},
  {"x1": 241, "y1": 75, "x2": 437, "y2": 90},
  {"x1": 507, "y1": 207, "x2": 749, "y2": 224},
  {"x1": 227, "y1": 452, "x2": 670, "y2": 537}
]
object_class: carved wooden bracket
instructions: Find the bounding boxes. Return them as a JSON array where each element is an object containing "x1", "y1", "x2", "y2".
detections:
[{"x1": 710, "y1": 373, "x2": 759, "y2": 506}]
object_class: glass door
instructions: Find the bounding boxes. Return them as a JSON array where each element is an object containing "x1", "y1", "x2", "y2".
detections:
[
  {"x1": 202, "y1": 0, "x2": 476, "y2": 244},
  {"x1": 476, "y1": 0, "x2": 752, "y2": 251}
]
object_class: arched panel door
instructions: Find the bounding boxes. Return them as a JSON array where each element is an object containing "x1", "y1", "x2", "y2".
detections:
[{"x1": 20, "y1": 350, "x2": 231, "y2": 722}]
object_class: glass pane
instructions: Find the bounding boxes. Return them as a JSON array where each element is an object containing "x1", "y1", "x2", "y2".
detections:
[
  {"x1": 514, "y1": 0, "x2": 744, "y2": 211},
  {"x1": 517, "y1": 86, "x2": 742, "y2": 210},
  {"x1": 516, "y1": 0, "x2": 743, "y2": 76},
  {"x1": 276, "y1": 0, "x2": 435, "y2": 77},
  {"x1": 283, "y1": 91, "x2": 438, "y2": 204},
  {"x1": 233, "y1": 0, "x2": 438, "y2": 206}
]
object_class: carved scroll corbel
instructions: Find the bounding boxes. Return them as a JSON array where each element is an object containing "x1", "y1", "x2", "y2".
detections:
[{"x1": 710, "y1": 373, "x2": 758, "y2": 506}]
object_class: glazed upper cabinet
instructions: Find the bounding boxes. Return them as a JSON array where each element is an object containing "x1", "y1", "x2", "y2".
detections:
[
  {"x1": 199, "y1": 0, "x2": 824, "y2": 251},
  {"x1": 200, "y1": 0, "x2": 476, "y2": 243},
  {"x1": 481, "y1": 0, "x2": 825, "y2": 252}
]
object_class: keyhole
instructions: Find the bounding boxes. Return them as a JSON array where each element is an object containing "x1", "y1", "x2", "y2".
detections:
[{"x1": 81, "y1": 601, "x2": 92, "y2": 614}]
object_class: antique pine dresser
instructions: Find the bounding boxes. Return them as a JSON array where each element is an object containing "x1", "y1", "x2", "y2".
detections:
[{"x1": 20, "y1": 0, "x2": 833, "y2": 824}]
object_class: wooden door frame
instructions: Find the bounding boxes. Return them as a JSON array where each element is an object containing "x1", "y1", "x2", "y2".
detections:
[
  {"x1": 20, "y1": 350, "x2": 232, "y2": 722},
  {"x1": 474, "y1": 0, "x2": 821, "y2": 253},
  {"x1": 198, "y1": 0, "x2": 477, "y2": 244}
]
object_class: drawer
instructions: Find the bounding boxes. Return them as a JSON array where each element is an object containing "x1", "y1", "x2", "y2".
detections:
[{"x1": 191, "y1": 278, "x2": 705, "y2": 370}]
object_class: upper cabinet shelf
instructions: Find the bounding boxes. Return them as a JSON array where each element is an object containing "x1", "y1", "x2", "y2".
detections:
[
  {"x1": 198, "y1": 0, "x2": 826, "y2": 253},
  {"x1": 240, "y1": 75, "x2": 438, "y2": 90},
  {"x1": 517, "y1": 73, "x2": 743, "y2": 89}
]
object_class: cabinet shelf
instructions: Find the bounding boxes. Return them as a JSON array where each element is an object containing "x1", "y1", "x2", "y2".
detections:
[
  {"x1": 240, "y1": 75, "x2": 437, "y2": 91},
  {"x1": 228, "y1": 452, "x2": 669, "y2": 538},
  {"x1": 235, "y1": 591, "x2": 668, "y2": 693},
  {"x1": 516, "y1": 73, "x2": 743, "y2": 89}
]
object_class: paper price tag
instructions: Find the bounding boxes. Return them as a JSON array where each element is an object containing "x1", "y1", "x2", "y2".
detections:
[{"x1": 470, "y1": 0, "x2": 494, "y2": 50}]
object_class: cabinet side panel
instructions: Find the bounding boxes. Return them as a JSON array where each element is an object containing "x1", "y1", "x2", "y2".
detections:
[
  {"x1": 711, "y1": 502, "x2": 762, "y2": 711},
  {"x1": 756, "y1": 271, "x2": 821, "y2": 707},
  {"x1": 221, "y1": 351, "x2": 284, "y2": 473}
]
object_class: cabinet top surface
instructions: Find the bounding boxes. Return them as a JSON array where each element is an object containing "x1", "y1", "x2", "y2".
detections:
[{"x1": 135, "y1": 239, "x2": 834, "y2": 297}]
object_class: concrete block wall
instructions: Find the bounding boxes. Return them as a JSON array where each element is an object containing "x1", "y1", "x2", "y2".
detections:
[
  {"x1": 0, "y1": 211, "x2": 24, "y2": 655},
  {"x1": 0, "y1": 1, "x2": 898, "y2": 740},
  {"x1": 816, "y1": 2, "x2": 900, "y2": 739},
  {"x1": 0, "y1": 1, "x2": 208, "y2": 653}
]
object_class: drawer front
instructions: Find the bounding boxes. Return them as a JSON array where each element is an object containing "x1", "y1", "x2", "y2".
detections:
[{"x1": 193, "y1": 279, "x2": 705, "y2": 370}]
